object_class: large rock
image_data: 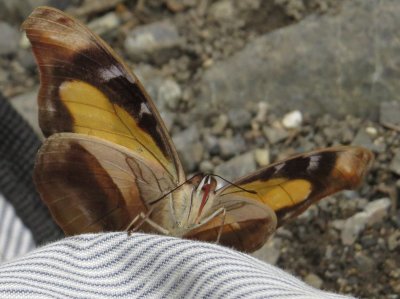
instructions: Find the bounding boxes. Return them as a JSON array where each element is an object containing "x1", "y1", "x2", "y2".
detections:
[
  {"x1": 196, "y1": 0, "x2": 400, "y2": 119},
  {"x1": 124, "y1": 20, "x2": 182, "y2": 64},
  {"x1": 0, "y1": 22, "x2": 19, "y2": 55}
]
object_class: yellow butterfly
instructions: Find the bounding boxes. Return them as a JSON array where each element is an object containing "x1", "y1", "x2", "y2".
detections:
[{"x1": 23, "y1": 7, "x2": 373, "y2": 252}]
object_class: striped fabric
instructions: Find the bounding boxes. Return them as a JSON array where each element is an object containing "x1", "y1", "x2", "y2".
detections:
[
  {"x1": 0, "y1": 232, "x2": 355, "y2": 299},
  {"x1": 0, "y1": 193, "x2": 35, "y2": 261}
]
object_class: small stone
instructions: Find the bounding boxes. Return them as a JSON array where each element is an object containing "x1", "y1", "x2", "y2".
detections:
[
  {"x1": 177, "y1": 141, "x2": 203, "y2": 173},
  {"x1": 341, "y1": 198, "x2": 391, "y2": 245},
  {"x1": 87, "y1": 12, "x2": 120, "y2": 36},
  {"x1": 282, "y1": 110, "x2": 302, "y2": 129},
  {"x1": 262, "y1": 126, "x2": 289, "y2": 144},
  {"x1": 389, "y1": 150, "x2": 400, "y2": 176},
  {"x1": 0, "y1": 22, "x2": 19, "y2": 55},
  {"x1": 228, "y1": 108, "x2": 252, "y2": 129},
  {"x1": 203, "y1": 134, "x2": 219, "y2": 155},
  {"x1": 304, "y1": 273, "x2": 323, "y2": 289},
  {"x1": 17, "y1": 49, "x2": 35, "y2": 70},
  {"x1": 124, "y1": 20, "x2": 181, "y2": 64},
  {"x1": 173, "y1": 125, "x2": 200, "y2": 151},
  {"x1": 159, "y1": 111, "x2": 173, "y2": 132},
  {"x1": 9, "y1": 88, "x2": 41, "y2": 137},
  {"x1": 388, "y1": 231, "x2": 400, "y2": 251},
  {"x1": 209, "y1": 0, "x2": 236, "y2": 21},
  {"x1": 352, "y1": 128, "x2": 385, "y2": 153},
  {"x1": 218, "y1": 137, "x2": 237, "y2": 159},
  {"x1": 157, "y1": 79, "x2": 182, "y2": 110},
  {"x1": 355, "y1": 252, "x2": 376, "y2": 273},
  {"x1": 341, "y1": 212, "x2": 368, "y2": 245},
  {"x1": 211, "y1": 114, "x2": 229, "y2": 134},
  {"x1": 199, "y1": 160, "x2": 214, "y2": 173},
  {"x1": 215, "y1": 151, "x2": 256, "y2": 181},
  {"x1": 254, "y1": 148, "x2": 270, "y2": 166},
  {"x1": 252, "y1": 237, "x2": 281, "y2": 265},
  {"x1": 331, "y1": 219, "x2": 345, "y2": 231},
  {"x1": 380, "y1": 101, "x2": 400, "y2": 126},
  {"x1": 363, "y1": 198, "x2": 391, "y2": 226},
  {"x1": 365, "y1": 126, "x2": 378, "y2": 137},
  {"x1": 254, "y1": 102, "x2": 268, "y2": 123}
]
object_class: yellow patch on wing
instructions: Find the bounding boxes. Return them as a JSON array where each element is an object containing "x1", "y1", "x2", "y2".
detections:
[
  {"x1": 58, "y1": 80, "x2": 171, "y2": 171},
  {"x1": 234, "y1": 179, "x2": 312, "y2": 211}
]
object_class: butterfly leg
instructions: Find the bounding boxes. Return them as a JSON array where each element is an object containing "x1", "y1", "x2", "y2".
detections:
[
  {"x1": 216, "y1": 208, "x2": 227, "y2": 244},
  {"x1": 126, "y1": 208, "x2": 170, "y2": 235}
]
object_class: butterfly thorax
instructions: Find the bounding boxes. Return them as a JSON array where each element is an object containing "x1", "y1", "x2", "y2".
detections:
[{"x1": 152, "y1": 175, "x2": 219, "y2": 237}]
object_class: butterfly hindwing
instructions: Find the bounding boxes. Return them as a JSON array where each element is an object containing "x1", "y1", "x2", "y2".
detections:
[
  {"x1": 22, "y1": 6, "x2": 184, "y2": 184},
  {"x1": 184, "y1": 195, "x2": 277, "y2": 252},
  {"x1": 34, "y1": 133, "x2": 176, "y2": 235}
]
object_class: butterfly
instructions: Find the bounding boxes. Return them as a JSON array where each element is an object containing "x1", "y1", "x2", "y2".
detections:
[{"x1": 23, "y1": 6, "x2": 373, "y2": 252}]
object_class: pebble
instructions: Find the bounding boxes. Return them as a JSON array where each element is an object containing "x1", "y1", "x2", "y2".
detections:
[
  {"x1": 218, "y1": 137, "x2": 236, "y2": 159},
  {"x1": 209, "y1": 0, "x2": 236, "y2": 21},
  {"x1": 0, "y1": 22, "x2": 19, "y2": 55},
  {"x1": 365, "y1": 126, "x2": 378, "y2": 137},
  {"x1": 380, "y1": 101, "x2": 400, "y2": 126},
  {"x1": 203, "y1": 133, "x2": 219, "y2": 155},
  {"x1": 124, "y1": 20, "x2": 181, "y2": 64},
  {"x1": 282, "y1": 110, "x2": 302, "y2": 129},
  {"x1": 355, "y1": 252, "x2": 376, "y2": 273},
  {"x1": 254, "y1": 101, "x2": 268, "y2": 123},
  {"x1": 172, "y1": 125, "x2": 200, "y2": 150},
  {"x1": 228, "y1": 108, "x2": 252, "y2": 129},
  {"x1": 262, "y1": 125, "x2": 289, "y2": 144},
  {"x1": 214, "y1": 151, "x2": 256, "y2": 181},
  {"x1": 341, "y1": 198, "x2": 391, "y2": 245},
  {"x1": 389, "y1": 150, "x2": 400, "y2": 176},
  {"x1": 157, "y1": 79, "x2": 182, "y2": 110},
  {"x1": 352, "y1": 128, "x2": 385, "y2": 153},
  {"x1": 252, "y1": 237, "x2": 281, "y2": 265},
  {"x1": 199, "y1": 160, "x2": 214, "y2": 173},
  {"x1": 9, "y1": 88, "x2": 41, "y2": 137},
  {"x1": 363, "y1": 198, "x2": 391, "y2": 226},
  {"x1": 87, "y1": 12, "x2": 120, "y2": 36},
  {"x1": 254, "y1": 148, "x2": 270, "y2": 166},
  {"x1": 387, "y1": 231, "x2": 400, "y2": 251},
  {"x1": 211, "y1": 114, "x2": 229, "y2": 134},
  {"x1": 304, "y1": 273, "x2": 323, "y2": 289}
]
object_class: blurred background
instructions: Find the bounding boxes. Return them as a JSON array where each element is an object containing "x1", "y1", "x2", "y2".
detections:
[{"x1": 0, "y1": 0, "x2": 399, "y2": 298}]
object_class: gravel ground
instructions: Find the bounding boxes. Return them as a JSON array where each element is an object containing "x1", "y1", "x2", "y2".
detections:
[{"x1": 1, "y1": 1, "x2": 399, "y2": 298}]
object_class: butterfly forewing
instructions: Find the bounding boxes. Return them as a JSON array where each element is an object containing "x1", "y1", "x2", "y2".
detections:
[
  {"x1": 22, "y1": 6, "x2": 184, "y2": 183},
  {"x1": 218, "y1": 146, "x2": 373, "y2": 227}
]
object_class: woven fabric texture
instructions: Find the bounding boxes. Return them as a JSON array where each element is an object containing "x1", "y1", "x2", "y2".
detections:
[{"x1": 0, "y1": 232, "x2": 355, "y2": 299}]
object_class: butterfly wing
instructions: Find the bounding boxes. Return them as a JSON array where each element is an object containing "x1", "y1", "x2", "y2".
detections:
[
  {"x1": 34, "y1": 133, "x2": 175, "y2": 235},
  {"x1": 22, "y1": 6, "x2": 184, "y2": 184},
  {"x1": 184, "y1": 195, "x2": 277, "y2": 252},
  {"x1": 187, "y1": 146, "x2": 373, "y2": 252}
]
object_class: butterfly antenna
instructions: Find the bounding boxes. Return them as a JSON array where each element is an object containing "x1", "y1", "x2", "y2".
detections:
[
  {"x1": 148, "y1": 173, "x2": 203, "y2": 205},
  {"x1": 206, "y1": 173, "x2": 257, "y2": 194}
]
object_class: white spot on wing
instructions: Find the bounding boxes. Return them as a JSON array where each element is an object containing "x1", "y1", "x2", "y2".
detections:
[
  {"x1": 97, "y1": 65, "x2": 122, "y2": 81},
  {"x1": 307, "y1": 155, "x2": 321, "y2": 172},
  {"x1": 139, "y1": 102, "x2": 151, "y2": 118},
  {"x1": 274, "y1": 163, "x2": 285, "y2": 173}
]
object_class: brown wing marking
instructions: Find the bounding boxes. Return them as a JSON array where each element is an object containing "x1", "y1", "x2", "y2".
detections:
[
  {"x1": 218, "y1": 146, "x2": 373, "y2": 226},
  {"x1": 22, "y1": 6, "x2": 184, "y2": 183},
  {"x1": 185, "y1": 195, "x2": 277, "y2": 252},
  {"x1": 34, "y1": 133, "x2": 175, "y2": 235}
]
